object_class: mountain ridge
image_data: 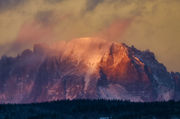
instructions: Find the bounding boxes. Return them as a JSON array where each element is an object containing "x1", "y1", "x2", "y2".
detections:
[{"x1": 0, "y1": 38, "x2": 179, "y2": 103}]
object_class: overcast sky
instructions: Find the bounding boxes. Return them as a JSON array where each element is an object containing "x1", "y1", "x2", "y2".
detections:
[{"x1": 0, "y1": 0, "x2": 179, "y2": 72}]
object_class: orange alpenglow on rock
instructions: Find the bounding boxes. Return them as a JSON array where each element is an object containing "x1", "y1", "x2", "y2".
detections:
[{"x1": 0, "y1": 37, "x2": 178, "y2": 103}]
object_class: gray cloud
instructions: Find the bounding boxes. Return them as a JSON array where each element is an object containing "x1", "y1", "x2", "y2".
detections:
[
  {"x1": 44, "y1": 0, "x2": 64, "y2": 4},
  {"x1": 35, "y1": 10, "x2": 54, "y2": 26},
  {"x1": 0, "y1": 0, "x2": 26, "y2": 12},
  {"x1": 85, "y1": 0, "x2": 104, "y2": 11}
]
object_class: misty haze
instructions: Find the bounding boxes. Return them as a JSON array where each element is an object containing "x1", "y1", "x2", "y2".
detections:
[{"x1": 0, "y1": 0, "x2": 180, "y2": 119}]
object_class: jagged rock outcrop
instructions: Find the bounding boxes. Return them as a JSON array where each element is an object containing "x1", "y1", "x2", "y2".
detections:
[
  {"x1": 98, "y1": 43, "x2": 174, "y2": 101},
  {"x1": 0, "y1": 38, "x2": 179, "y2": 103},
  {"x1": 171, "y1": 72, "x2": 180, "y2": 100}
]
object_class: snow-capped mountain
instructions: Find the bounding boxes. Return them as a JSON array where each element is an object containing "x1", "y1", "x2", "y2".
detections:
[{"x1": 0, "y1": 37, "x2": 179, "y2": 103}]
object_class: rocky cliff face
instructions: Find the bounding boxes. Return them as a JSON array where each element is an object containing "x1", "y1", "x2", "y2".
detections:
[
  {"x1": 0, "y1": 38, "x2": 179, "y2": 103},
  {"x1": 98, "y1": 43, "x2": 175, "y2": 102},
  {"x1": 171, "y1": 72, "x2": 180, "y2": 100}
]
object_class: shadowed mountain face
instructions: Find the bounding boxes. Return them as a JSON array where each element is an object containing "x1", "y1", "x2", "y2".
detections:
[{"x1": 0, "y1": 38, "x2": 179, "y2": 103}]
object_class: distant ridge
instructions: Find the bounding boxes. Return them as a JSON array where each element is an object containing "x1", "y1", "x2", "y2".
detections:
[{"x1": 0, "y1": 37, "x2": 179, "y2": 103}]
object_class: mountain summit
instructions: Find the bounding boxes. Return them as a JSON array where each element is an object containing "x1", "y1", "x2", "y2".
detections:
[{"x1": 0, "y1": 37, "x2": 179, "y2": 103}]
